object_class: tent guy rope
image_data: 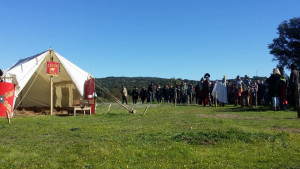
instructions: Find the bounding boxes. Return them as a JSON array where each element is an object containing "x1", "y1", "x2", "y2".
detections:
[{"x1": 94, "y1": 79, "x2": 136, "y2": 114}]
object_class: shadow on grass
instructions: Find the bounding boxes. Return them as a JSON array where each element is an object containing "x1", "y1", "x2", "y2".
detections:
[{"x1": 219, "y1": 106, "x2": 270, "y2": 113}]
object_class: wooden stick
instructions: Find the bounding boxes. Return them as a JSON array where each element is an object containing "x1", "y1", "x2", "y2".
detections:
[
  {"x1": 6, "y1": 111, "x2": 10, "y2": 124},
  {"x1": 107, "y1": 104, "x2": 111, "y2": 112},
  {"x1": 143, "y1": 106, "x2": 149, "y2": 116}
]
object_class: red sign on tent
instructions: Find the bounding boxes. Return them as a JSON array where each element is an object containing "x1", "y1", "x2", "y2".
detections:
[
  {"x1": 47, "y1": 61, "x2": 59, "y2": 76},
  {"x1": 0, "y1": 82, "x2": 15, "y2": 118}
]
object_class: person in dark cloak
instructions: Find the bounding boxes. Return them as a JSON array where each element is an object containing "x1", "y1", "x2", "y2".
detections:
[
  {"x1": 131, "y1": 86, "x2": 139, "y2": 104},
  {"x1": 140, "y1": 86, "x2": 147, "y2": 104},
  {"x1": 266, "y1": 68, "x2": 281, "y2": 111},
  {"x1": 197, "y1": 78, "x2": 204, "y2": 105},
  {"x1": 288, "y1": 63, "x2": 300, "y2": 117},
  {"x1": 147, "y1": 82, "x2": 155, "y2": 103},
  {"x1": 156, "y1": 85, "x2": 162, "y2": 103},
  {"x1": 279, "y1": 67, "x2": 288, "y2": 110},
  {"x1": 163, "y1": 85, "x2": 169, "y2": 103}
]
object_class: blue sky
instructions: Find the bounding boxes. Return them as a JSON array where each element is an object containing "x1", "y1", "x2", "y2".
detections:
[{"x1": 0, "y1": 0, "x2": 299, "y2": 80}]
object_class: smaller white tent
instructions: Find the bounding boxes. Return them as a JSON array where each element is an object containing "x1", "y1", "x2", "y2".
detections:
[{"x1": 4, "y1": 49, "x2": 92, "y2": 110}]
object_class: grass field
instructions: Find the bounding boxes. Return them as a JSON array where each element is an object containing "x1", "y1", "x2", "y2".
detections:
[{"x1": 1, "y1": 103, "x2": 300, "y2": 168}]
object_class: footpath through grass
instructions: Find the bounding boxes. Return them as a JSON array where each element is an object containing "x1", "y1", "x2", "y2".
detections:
[{"x1": 1, "y1": 104, "x2": 300, "y2": 168}]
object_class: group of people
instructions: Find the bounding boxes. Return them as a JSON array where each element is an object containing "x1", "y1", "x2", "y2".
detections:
[
  {"x1": 119, "y1": 73, "x2": 226, "y2": 106},
  {"x1": 119, "y1": 64, "x2": 300, "y2": 114},
  {"x1": 121, "y1": 82, "x2": 195, "y2": 105}
]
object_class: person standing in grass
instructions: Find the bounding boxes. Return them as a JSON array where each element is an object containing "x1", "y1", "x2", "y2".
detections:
[
  {"x1": 288, "y1": 63, "x2": 299, "y2": 111},
  {"x1": 163, "y1": 85, "x2": 169, "y2": 103},
  {"x1": 288, "y1": 63, "x2": 300, "y2": 117},
  {"x1": 131, "y1": 86, "x2": 139, "y2": 104},
  {"x1": 257, "y1": 80, "x2": 266, "y2": 105},
  {"x1": 279, "y1": 67, "x2": 288, "y2": 110},
  {"x1": 121, "y1": 85, "x2": 128, "y2": 105},
  {"x1": 234, "y1": 75, "x2": 243, "y2": 106},
  {"x1": 147, "y1": 82, "x2": 155, "y2": 103},
  {"x1": 187, "y1": 83, "x2": 193, "y2": 104},
  {"x1": 266, "y1": 68, "x2": 281, "y2": 111},
  {"x1": 140, "y1": 86, "x2": 147, "y2": 104},
  {"x1": 202, "y1": 73, "x2": 211, "y2": 106},
  {"x1": 169, "y1": 85, "x2": 175, "y2": 103},
  {"x1": 197, "y1": 78, "x2": 204, "y2": 105},
  {"x1": 156, "y1": 85, "x2": 162, "y2": 103}
]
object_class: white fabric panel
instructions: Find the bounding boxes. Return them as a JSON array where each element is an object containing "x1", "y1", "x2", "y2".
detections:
[
  {"x1": 17, "y1": 71, "x2": 51, "y2": 107},
  {"x1": 211, "y1": 82, "x2": 227, "y2": 103},
  {"x1": 6, "y1": 51, "x2": 48, "y2": 97},
  {"x1": 55, "y1": 52, "x2": 91, "y2": 97}
]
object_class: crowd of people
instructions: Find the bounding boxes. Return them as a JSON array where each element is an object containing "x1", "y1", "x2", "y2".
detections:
[{"x1": 120, "y1": 64, "x2": 300, "y2": 113}]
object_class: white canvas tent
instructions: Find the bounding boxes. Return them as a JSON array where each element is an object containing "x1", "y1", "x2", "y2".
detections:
[{"x1": 4, "y1": 49, "x2": 92, "y2": 110}]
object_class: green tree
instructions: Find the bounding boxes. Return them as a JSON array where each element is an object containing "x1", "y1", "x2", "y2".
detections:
[{"x1": 268, "y1": 17, "x2": 300, "y2": 69}]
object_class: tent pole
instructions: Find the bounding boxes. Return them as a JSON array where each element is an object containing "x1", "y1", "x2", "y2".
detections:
[
  {"x1": 50, "y1": 49, "x2": 54, "y2": 116},
  {"x1": 51, "y1": 76, "x2": 53, "y2": 115}
]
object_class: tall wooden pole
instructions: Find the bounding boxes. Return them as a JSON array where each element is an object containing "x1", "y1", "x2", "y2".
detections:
[
  {"x1": 50, "y1": 49, "x2": 54, "y2": 115},
  {"x1": 50, "y1": 76, "x2": 53, "y2": 115}
]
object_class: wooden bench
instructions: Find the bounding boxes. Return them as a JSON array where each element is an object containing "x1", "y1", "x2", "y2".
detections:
[{"x1": 69, "y1": 100, "x2": 93, "y2": 116}]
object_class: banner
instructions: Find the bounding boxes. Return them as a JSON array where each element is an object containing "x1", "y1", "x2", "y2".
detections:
[
  {"x1": 0, "y1": 82, "x2": 15, "y2": 118},
  {"x1": 47, "y1": 61, "x2": 59, "y2": 76}
]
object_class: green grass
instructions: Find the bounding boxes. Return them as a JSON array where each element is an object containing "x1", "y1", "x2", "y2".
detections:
[{"x1": 1, "y1": 104, "x2": 300, "y2": 168}]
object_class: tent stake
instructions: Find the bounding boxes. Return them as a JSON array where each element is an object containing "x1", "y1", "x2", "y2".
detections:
[
  {"x1": 107, "y1": 104, "x2": 111, "y2": 112},
  {"x1": 143, "y1": 106, "x2": 149, "y2": 116}
]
